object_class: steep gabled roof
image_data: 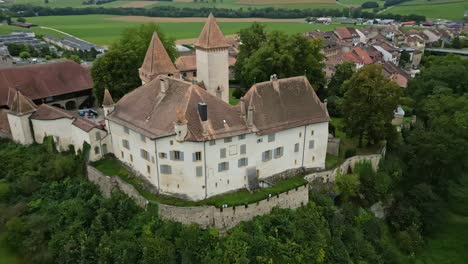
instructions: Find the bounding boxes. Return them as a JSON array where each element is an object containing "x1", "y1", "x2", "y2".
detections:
[
  {"x1": 102, "y1": 89, "x2": 115, "y2": 106},
  {"x1": 0, "y1": 61, "x2": 93, "y2": 107},
  {"x1": 10, "y1": 90, "x2": 37, "y2": 115},
  {"x1": 108, "y1": 76, "x2": 248, "y2": 141},
  {"x1": 139, "y1": 32, "x2": 178, "y2": 83},
  {"x1": 30, "y1": 104, "x2": 104, "y2": 132},
  {"x1": 195, "y1": 13, "x2": 230, "y2": 49},
  {"x1": 240, "y1": 76, "x2": 329, "y2": 135}
]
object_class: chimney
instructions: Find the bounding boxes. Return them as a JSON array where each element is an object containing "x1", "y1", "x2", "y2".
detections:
[
  {"x1": 160, "y1": 77, "x2": 167, "y2": 93},
  {"x1": 270, "y1": 74, "x2": 278, "y2": 82},
  {"x1": 270, "y1": 74, "x2": 279, "y2": 91},
  {"x1": 240, "y1": 98, "x2": 246, "y2": 117},
  {"x1": 198, "y1": 102, "x2": 208, "y2": 135},
  {"x1": 247, "y1": 105, "x2": 254, "y2": 127},
  {"x1": 174, "y1": 108, "x2": 188, "y2": 142}
]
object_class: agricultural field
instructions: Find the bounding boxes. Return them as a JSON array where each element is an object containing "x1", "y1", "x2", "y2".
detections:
[
  {"x1": 382, "y1": 0, "x2": 468, "y2": 20},
  {"x1": 0, "y1": 24, "x2": 67, "y2": 38},
  {"x1": 2, "y1": 0, "x2": 131, "y2": 8},
  {"x1": 18, "y1": 15, "x2": 362, "y2": 45}
]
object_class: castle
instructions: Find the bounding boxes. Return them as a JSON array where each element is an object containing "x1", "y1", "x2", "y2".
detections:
[{"x1": 5, "y1": 14, "x2": 330, "y2": 201}]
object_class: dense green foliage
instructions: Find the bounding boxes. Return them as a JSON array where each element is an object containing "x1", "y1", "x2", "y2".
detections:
[
  {"x1": 235, "y1": 23, "x2": 325, "y2": 89},
  {"x1": 91, "y1": 23, "x2": 177, "y2": 103},
  {"x1": 0, "y1": 139, "x2": 407, "y2": 263},
  {"x1": 7, "y1": 4, "x2": 426, "y2": 21},
  {"x1": 342, "y1": 64, "x2": 402, "y2": 147}
]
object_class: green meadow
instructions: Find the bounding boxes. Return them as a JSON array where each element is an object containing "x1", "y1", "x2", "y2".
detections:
[
  {"x1": 16, "y1": 15, "x2": 357, "y2": 45},
  {"x1": 383, "y1": 1, "x2": 468, "y2": 20}
]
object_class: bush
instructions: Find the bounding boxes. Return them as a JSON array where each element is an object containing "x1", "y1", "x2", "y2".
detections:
[
  {"x1": 345, "y1": 148, "x2": 357, "y2": 158},
  {"x1": 361, "y1": 1, "x2": 379, "y2": 8},
  {"x1": 232, "y1": 87, "x2": 244, "y2": 99}
]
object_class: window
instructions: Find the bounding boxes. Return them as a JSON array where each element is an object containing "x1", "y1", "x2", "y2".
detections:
[
  {"x1": 209, "y1": 140, "x2": 216, "y2": 146},
  {"x1": 309, "y1": 140, "x2": 315, "y2": 149},
  {"x1": 224, "y1": 137, "x2": 232, "y2": 143},
  {"x1": 140, "y1": 134, "x2": 146, "y2": 142},
  {"x1": 274, "y1": 147, "x2": 284, "y2": 158},
  {"x1": 122, "y1": 139, "x2": 129, "y2": 149},
  {"x1": 257, "y1": 138, "x2": 263, "y2": 143},
  {"x1": 193, "y1": 151, "x2": 202, "y2": 161},
  {"x1": 299, "y1": 132, "x2": 302, "y2": 138},
  {"x1": 196, "y1": 166, "x2": 203, "y2": 177},
  {"x1": 160, "y1": 165, "x2": 172, "y2": 174},
  {"x1": 218, "y1": 162, "x2": 229, "y2": 172},
  {"x1": 121, "y1": 151, "x2": 124, "y2": 158},
  {"x1": 147, "y1": 165, "x2": 151, "y2": 174},
  {"x1": 238, "y1": 134, "x2": 246, "y2": 140},
  {"x1": 268, "y1": 133, "x2": 275, "y2": 142},
  {"x1": 124, "y1": 127, "x2": 130, "y2": 134},
  {"x1": 95, "y1": 132, "x2": 101, "y2": 140},
  {"x1": 94, "y1": 146, "x2": 100, "y2": 155},
  {"x1": 220, "y1": 148, "x2": 226, "y2": 158},
  {"x1": 294, "y1": 143, "x2": 300, "y2": 153},
  {"x1": 170, "y1": 151, "x2": 184, "y2": 161},
  {"x1": 130, "y1": 154, "x2": 133, "y2": 163},
  {"x1": 159, "y1": 152, "x2": 167, "y2": 159},
  {"x1": 262, "y1": 150, "x2": 272, "y2": 161},
  {"x1": 238, "y1": 158, "x2": 248, "y2": 167},
  {"x1": 170, "y1": 140, "x2": 174, "y2": 145},
  {"x1": 141, "y1": 149, "x2": 149, "y2": 161},
  {"x1": 240, "y1": 144, "x2": 246, "y2": 154},
  {"x1": 311, "y1": 130, "x2": 315, "y2": 136}
]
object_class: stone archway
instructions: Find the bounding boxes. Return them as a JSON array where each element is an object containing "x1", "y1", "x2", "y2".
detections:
[{"x1": 65, "y1": 100, "x2": 77, "y2": 110}]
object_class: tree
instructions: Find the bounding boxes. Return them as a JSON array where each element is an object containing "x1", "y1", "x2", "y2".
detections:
[
  {"x1": 19, "y1": 51, "x2": 30, "y2": 60},
  {"x1": 92, "y1": 23, "x2": 177, "y2": 104},
  {"x1": 342, "y1": 64, "x2": 401, "y2": 147},
  {"x1": 235, "y1": 24, "x2": 325, "y2": 89},
  {"x1": 327, "y1": 61, "x2": 354, "y2": 97},
  {"x1": 16, "y1": 17, "x2": 26, "y2": 23},
  {"x1": 361, "y1": 1, "x2": 379, "y2": 8},
  {"x1": 336, "y1": 173, "x2": 360, "y2": 203},
  {"x1": 68, "y1": 54, "x2": 81, "y2": 64},
  {"x1": 399, "y1": 50, "x2": 410, "y2": 68}
]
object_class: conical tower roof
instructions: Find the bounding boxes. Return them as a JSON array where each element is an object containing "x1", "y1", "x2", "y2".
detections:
[
  {"x1": 195, "y1": 13, "x2": 230, "y2": 50},
  {"x1": 102, "y1": 88, "x2": 115, "y2": 106},
  {"x1": 10, "y1": 90, "x2": 37, "y2": 115},
  {"x1": 139, "y1": 31, "x2": 177, "y2": 83}
]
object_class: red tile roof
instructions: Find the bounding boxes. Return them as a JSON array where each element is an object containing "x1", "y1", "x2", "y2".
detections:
[
  {"x1": 343, "y1": 47, "x2": 373, "y2": 65},
  {"x1": 0, "y1": 109, "x2": 11, "y2": 137},
  {"x1": 0, "y1": 61, "x2": 93, "y2": 107},
  {"x1": 195, "y1": 13, "x2": 230, "y2": 50},
  {"x1": 335, "y1": 27, "x2": 352, "y2": 39},
  {"x1": 10, "y1": 90, "x2": 37, "y2": 115},
  {"x1": 30, "y1": 104, "x2": 103, "y2": 132},
  {"x1": 139, "y1": 32, "x2": 178, "y2": 83}
]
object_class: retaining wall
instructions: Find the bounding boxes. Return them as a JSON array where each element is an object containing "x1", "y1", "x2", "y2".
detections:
[
  {"x1": 87, "y1": 165, "x2": 308, "y2": 229},
  {"x1": 305, "y1": 154, "x2": 382, "y2": 183}
]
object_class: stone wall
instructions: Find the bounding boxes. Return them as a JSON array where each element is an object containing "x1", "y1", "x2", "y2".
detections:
[
  {"x1": 88, "y1": 165, "x2": 308, "y2": 230},
  {"x1": 305, "y1": 154, "x2": 382, "y2": 183},
  {"x1": 159, "y1": 185, "x2": 309, "y2": 229},
  {"x1": 87, "y1": 165, "x2": 149, "y2": 208}
]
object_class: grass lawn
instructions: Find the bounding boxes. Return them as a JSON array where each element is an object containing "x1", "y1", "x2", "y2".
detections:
[
  {"x1": 0, "y1": 234, "x2": 19, "y2": 264},
  {"x1": 413, "y1": 175, "x2": 468, "y2": 264},
  {"x1": 92, "y1": 157, "x2": 307, "y2": 207},
  {"x1": 383, "y1": 1, "x2": 468, "y2": 20},
  {"x1": 229, "y1": 88, "x2": 240, "y2": 105},
  {"x1": 22, "y1": 15, "x2": 365, "y2": 46}
]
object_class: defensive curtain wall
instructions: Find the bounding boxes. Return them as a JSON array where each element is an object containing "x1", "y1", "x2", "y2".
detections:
[
  {"x1": 87, "y1": 165, "x2": 308, "y2": 229},
  {"x1": 87, "y1": 152, "x2": 383, "y2": 229}
]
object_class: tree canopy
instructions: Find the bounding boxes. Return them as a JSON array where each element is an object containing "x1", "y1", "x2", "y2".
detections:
[
  {"x1": 92, "y1": 23, "x2": 177, "y2": 104},
  {"x1": 342, "y1": 64, "x2": 402, "y2": 146},
  {"x1": 235, "y1": 23, "x2": 325, "y2": 90}
]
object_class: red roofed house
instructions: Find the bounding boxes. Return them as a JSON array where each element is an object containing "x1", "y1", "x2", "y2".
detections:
[
  {"x1": 334, "y1": 27, "x2": 360, "y2": 45},
  {"x1": 0, "y1": 60, "x2": 93, "y2": 111},
  {"x1": 343, "y1": 47, "x2": 374, "y2": 69}
]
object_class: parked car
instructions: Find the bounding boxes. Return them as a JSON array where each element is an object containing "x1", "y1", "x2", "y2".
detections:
[{"x1": 78, "y1": 109, "x2": 98, "y2": 118}]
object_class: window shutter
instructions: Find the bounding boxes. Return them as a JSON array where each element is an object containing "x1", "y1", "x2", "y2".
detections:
[
  {"x1": 168, "y1": 166, "x2": 172, "y2": 174},
  {"x1": 218, "y1": 163, "x2": 222, "y2": 172},
  {"x1": 240, "y1": 144, "x2": 246, "y2": 154},
  {"x1": 262, "y1": 151, "x2": 266, "y2": 161},
  {"x1": 309, "y1": 140, "x2": 315, "y2": 149},
  {"x1": 192, "y1": 152, "x2": 196, "y2": 161},
  {"x1": 170, "y1": 151, "x2": 174, "y2": 160},
  {"x1": 180, "y1": 152, "x2": 184, "y2": 161},
  {"x1": 226, "y1": 162, "x2": 229, "y2": 170},
  {"x1": 294, "y1": 143, "x2": 299, "y2": 152},
  {"x1": 238, "y1": 159, "x2": 241, "y2": 167},
  {"x1": 196, "y1": 166, "x2": 202, "y2": 177}
]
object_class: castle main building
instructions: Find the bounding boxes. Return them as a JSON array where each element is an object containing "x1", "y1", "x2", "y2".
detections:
[{"x1": 6, "y1": 14, "x2": 329, "y2": 201}]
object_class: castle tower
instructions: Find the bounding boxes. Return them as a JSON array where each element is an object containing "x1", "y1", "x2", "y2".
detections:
[
  {"x1": 139, "y1": 32, "x2": 178, "y2": 85},
  {"x1": 195, "y1": 13, "x2": 230, "y2": 103},
  {"x1": 102, "y1": 88, "x2": 115, "y2": 117},
  {"x1": 7, "y1": 90, "x2": 36, "y2": 145}
]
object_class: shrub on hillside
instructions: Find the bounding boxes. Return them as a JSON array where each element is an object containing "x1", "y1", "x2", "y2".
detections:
[{"x1": 361, "y1": 1, "x2": 379, "y2": 8}]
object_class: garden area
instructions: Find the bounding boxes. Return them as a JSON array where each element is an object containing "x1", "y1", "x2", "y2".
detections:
[{"x1": 92, "y1": 157, "x2": 307, "y2": 208}]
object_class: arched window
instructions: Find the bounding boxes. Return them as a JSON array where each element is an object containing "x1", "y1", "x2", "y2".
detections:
[{"x1": 94, "y1": 146, "x2": 100, "y2": 155}]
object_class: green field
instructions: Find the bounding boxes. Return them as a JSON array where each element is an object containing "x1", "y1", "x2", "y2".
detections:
[
  {"x1": 413, "y1": 176, "x2": 468, "y2": 264},
  {"x1": 18, "y1": 15, "x2": 362, "y2": 45},
  {"x1": 0, "y1": 24, "x2": 67, "y2": 38},
  {"x1": 2, "y1": 0, "x2": 132, "y2": 8},
  {"x1": 383, "y1": 1, "x2": 468, "y2": 20}
]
